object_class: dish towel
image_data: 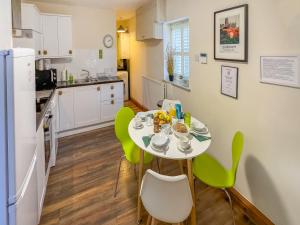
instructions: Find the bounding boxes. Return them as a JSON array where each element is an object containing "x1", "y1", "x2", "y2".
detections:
[
  {"x1": 191, "y1": 133, "x2": 211, "y2": 142},
  {"x1": 142, "y1": 136, "x2": 152, "y2": 147}
]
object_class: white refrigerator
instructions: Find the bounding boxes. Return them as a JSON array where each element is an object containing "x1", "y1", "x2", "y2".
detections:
[{"x1": 0, "y1": 49, "x2": 38, "y2": 225}]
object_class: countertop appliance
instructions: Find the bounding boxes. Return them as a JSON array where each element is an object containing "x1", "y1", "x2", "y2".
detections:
[
  {"x1": 117, "y1": 71, "x2": 129, "y2": 101},
  {"x1": 0, "y1": 49, "x2": 38, "y2": 225},
  {"x1": 36, "y1": 69, "x2": 57, "y2": 91}
]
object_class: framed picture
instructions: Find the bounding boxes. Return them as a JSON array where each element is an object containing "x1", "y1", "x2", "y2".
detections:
[
  {"x1": 221, "y1": 66, "x2": 239, "y2": 99},
  {"x1": 214, "y1": 4, "x2": 248, "y2": 62}
]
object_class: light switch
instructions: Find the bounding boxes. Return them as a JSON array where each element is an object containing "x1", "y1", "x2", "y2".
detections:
[{"x1": 200, "y1": 53, "x2": 208, "y2": 64}]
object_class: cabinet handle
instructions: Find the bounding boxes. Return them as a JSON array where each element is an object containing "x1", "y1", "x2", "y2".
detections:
[
  {"x1": 110, "y1": 85, "x2": 114, "y2": 90},
  {"x1": 111, "y1": 100, "x2": 114, "y2": 105},
  {"x1": 111, "y1": 93, "x2": 114, "y2": 98},
  {"x1": 43, "y1": 50, "x2": 47, "y2": 55},
  {"x1": 38, "y1": 50, "x2": 41, "y2": 55},
  {"x1": 58, "y1": 91, "x2": 63, "y2": 95},
  {"x1": 69, "y1": 50, "x2": 72, "y2": 54},
  {"x1": 97, "y1": 87, "x2": 100, "y2": 91}
]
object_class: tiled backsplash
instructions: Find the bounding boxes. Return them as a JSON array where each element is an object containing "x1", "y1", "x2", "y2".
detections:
[{"x1": 47, "y1": 49, "x2": 117, "y2": 81}]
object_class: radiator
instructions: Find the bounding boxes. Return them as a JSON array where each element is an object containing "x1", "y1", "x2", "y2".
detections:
[{"x1": 142, "y1": 76, "x2": 166, "y2": 109}]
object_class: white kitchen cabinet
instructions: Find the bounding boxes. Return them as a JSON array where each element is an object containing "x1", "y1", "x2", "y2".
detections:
[
  {"x1": 36, "y1": 123, "x2": 45, "y2": 220},
  {"x1": 21, "y1": 3, "x2": 42, "y2": 33},
  {"x1": 58, "y1": 16, "x2": 73, "y2": 57},
  {"x1": 74, "y1": 85, "x2": 101, "y2": 128},
  {"x1": 42, "y1": 15, "x2": 59, "y2": 57},
  {"x1": 101, "y1": 82, "x2": 124, "y2": 101},
  {"x1": 58, "y1": 88, "x2": 75, "y2": 131},
  {"x1": 136, "y1": 0, "x2": 166, "y2": 41},
  {"x1": 100, "y1": 82, "x2": 124, "y2": 122},
  {"x1": 50, "y1": 92, "x2": 58, "y2": 166},
  {"x1": 41, "y1": 14, "x2": 72, "y2": 58},
  {"x1": 101, "y1": 99, "x2": 123, "y2": 122}
]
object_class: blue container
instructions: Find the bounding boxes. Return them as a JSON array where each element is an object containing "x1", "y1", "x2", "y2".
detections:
[{"x1": 175, "y1": 104, "x2": 182, "y2": 119}]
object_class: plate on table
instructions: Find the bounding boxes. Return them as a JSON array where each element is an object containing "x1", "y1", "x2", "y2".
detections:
[
  {"x1": 190, "y1": 126, "x2": 208, "y2": 135},
  {"x1": 151, "y1": 142, "x2": 169, "y2": 152},
  {"x1": 133, "y1": 123, "x2": 144, "y2": 129},
  {"x1": 151, "y1": 134, "x2": 169, "y2": 147}
]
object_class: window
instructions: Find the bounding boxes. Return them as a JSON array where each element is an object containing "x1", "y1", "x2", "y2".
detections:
[{"x1": 169, "y1": 19, "x2": 190, "y2": 86}]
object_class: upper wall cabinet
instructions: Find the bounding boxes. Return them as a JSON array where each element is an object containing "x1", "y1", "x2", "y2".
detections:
[
  {"x1": 58, "y1": 16, "x2": 73, "y2": 57},
  {"x1": 42, "y1": 14, "x2": 73, "y2": 58},
  {"x1": 136, "y1": 0, "x2": 166, "y2": 41},
  {"x1": 21, "y1": 3, "x2": 42, "y2": 33}
]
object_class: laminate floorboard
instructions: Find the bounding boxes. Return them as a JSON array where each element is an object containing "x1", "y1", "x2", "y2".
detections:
[{"x1": 39, "y1": 101, "x2": 255, "y2": 225}]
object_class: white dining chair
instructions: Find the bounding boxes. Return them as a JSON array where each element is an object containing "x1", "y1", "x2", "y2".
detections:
[
  {"x1": 140, "y1": 169, "x2": 193, "y2": 225},
  {"x1": 161, "y1": 99, "x2": 182, "y2": 112}
]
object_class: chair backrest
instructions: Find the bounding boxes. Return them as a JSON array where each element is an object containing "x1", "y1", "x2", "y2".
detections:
[
  {"x1": 162, "y1": 99, "x2": 182, "y2": 111},
  {"x1": 231, "y1": 131, "x2": 244, "y2": 180},
  {"x1": 114, "y1": 107, "x2": 135, "y2": 145},
  {"x1": 140, "y1": 169, "x2": 193, "y2": 224}
]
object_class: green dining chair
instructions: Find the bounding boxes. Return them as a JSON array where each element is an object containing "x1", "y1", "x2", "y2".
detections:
[
  {"x1": 114, "y1": 107, "x2": 154, "y2": 197},
  {"x1": 192, "y1": 131, "x2": 244, "y2": 225}
]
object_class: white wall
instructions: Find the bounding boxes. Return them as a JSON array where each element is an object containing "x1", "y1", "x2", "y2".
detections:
[
  {"x1": 128, "y1": 17, "x2": 164, "y2": 104},
  {"x1": 0, "y1": 0, "x2": 12, "y2": 50},
  {"x1": 129, "y1": 0, "x2": 300, "y2": 224},
  {"x1": 30, "y1": 1, "x2": 117, "y2": 79}
]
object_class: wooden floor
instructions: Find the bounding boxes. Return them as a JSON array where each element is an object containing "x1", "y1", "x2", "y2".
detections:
[{"x1": 40, "y1": 101, "x2": 255, "y2": 225}]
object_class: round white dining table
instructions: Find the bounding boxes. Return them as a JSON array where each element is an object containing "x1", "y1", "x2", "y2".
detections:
[{"x1": 128, "y1": 111, "x2": 212, "y2": 225}]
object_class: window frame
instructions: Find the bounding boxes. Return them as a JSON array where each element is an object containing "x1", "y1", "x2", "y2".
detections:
[{"x1": 164, "y1": 18, "x2": 190, "y2": 90}]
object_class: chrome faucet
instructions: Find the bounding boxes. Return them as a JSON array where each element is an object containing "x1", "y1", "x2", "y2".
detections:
[{"x1": 81, "y1": 69, "x2": 91, "y2": 80}]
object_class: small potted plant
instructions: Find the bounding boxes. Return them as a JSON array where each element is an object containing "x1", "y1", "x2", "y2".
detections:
[{"x1": 166, "y1": 46, "x2": 174, "y2": 82}]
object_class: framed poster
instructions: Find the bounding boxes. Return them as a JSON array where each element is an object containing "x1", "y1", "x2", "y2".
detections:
[
  {"x1": 221, "y1": 66, "x2": 239, "y2": 99},
  {"x1": 214, "y1": 4, "x2": 248, "y2": 62},
  {"x1": 260, "y1": 56, "x2": 300, "y2": 88}
]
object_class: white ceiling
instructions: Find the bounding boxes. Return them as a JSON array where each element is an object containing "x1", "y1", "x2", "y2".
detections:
[{"x1": 31, "y1": 0, "x2": 150, "y2": 19}]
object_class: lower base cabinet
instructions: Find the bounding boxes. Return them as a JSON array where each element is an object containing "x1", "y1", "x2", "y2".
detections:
[
  {"x1": 74, "y1": 85, "x2": 101, "y2": 128},
  {"x1": 101, "y1": 99, "x2": 124, "y2": 122},
  {"x1": 58, "y1": 82, "x2": 124, "y2": 133}
]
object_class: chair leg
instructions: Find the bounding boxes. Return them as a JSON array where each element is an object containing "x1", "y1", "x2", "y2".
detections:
[
  {"x1": 114, "y1": 155, "x2": 125, "y2": 197},
  {"x1": 156, "y1": 157, "x2": 161, "y2": 173},
  {"x1": 146, "y1": 215, "x2": 152, "y2": 225},
  {"x1": 223, "y1": 188, "x2": 236, "y2": 225},
  {"x1": 178, "y1": 160, "x2": 184, "y2": 174},
  {"x1": 159, "y1": 158, "x2": 163, "y2": 173},
  {"x1": 151, "y1": 218, "x2": 157, "y2": 225},
  {"x1": 134, "y1": 165, "x2": 137, "y2": 180}
]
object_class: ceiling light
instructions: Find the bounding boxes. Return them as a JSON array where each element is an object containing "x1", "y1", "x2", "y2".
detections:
[{"x1": 117, "y1": 25, "x2": 126, "y2": 33}]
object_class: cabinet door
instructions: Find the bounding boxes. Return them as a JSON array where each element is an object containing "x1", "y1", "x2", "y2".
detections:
[
  {"x1": 74, "y1": 85, "x2": 101, "y2": 128},
  {"x1": 101, "y1": 99, "x2": 123, "y2": 122},
  {"x1": 101, "y1": 82, "x2": 124, "y2": 101},
  {"x1": 58, "y1": 88, "x2": 74, "y2": 131},
  {"x1": 36, "y1": 124, "x2": 45, "y2": 219},
  {"x1": 33, "y1": 32, "x2": 42, "y2": 58},
  {"x1": 42, "y1": 15, "x2": 59, "y2": 57},
  {"x1": 58, "y1": 16, "x2": 73, "y2": 57}
]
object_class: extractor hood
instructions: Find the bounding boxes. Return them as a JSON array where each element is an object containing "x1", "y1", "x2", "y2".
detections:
[{"x1": 12, "y1": 0, "x2": 22, "y2": 30}]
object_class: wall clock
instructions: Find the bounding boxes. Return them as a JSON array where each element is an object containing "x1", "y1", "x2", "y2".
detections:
[{"x1": 103, "y1": 34, "x2": 113, "y2": 48}]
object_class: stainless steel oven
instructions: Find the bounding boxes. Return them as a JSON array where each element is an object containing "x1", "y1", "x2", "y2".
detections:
[{"x1": 43, "y1": 110, "x2": 53, "y2": 175}]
